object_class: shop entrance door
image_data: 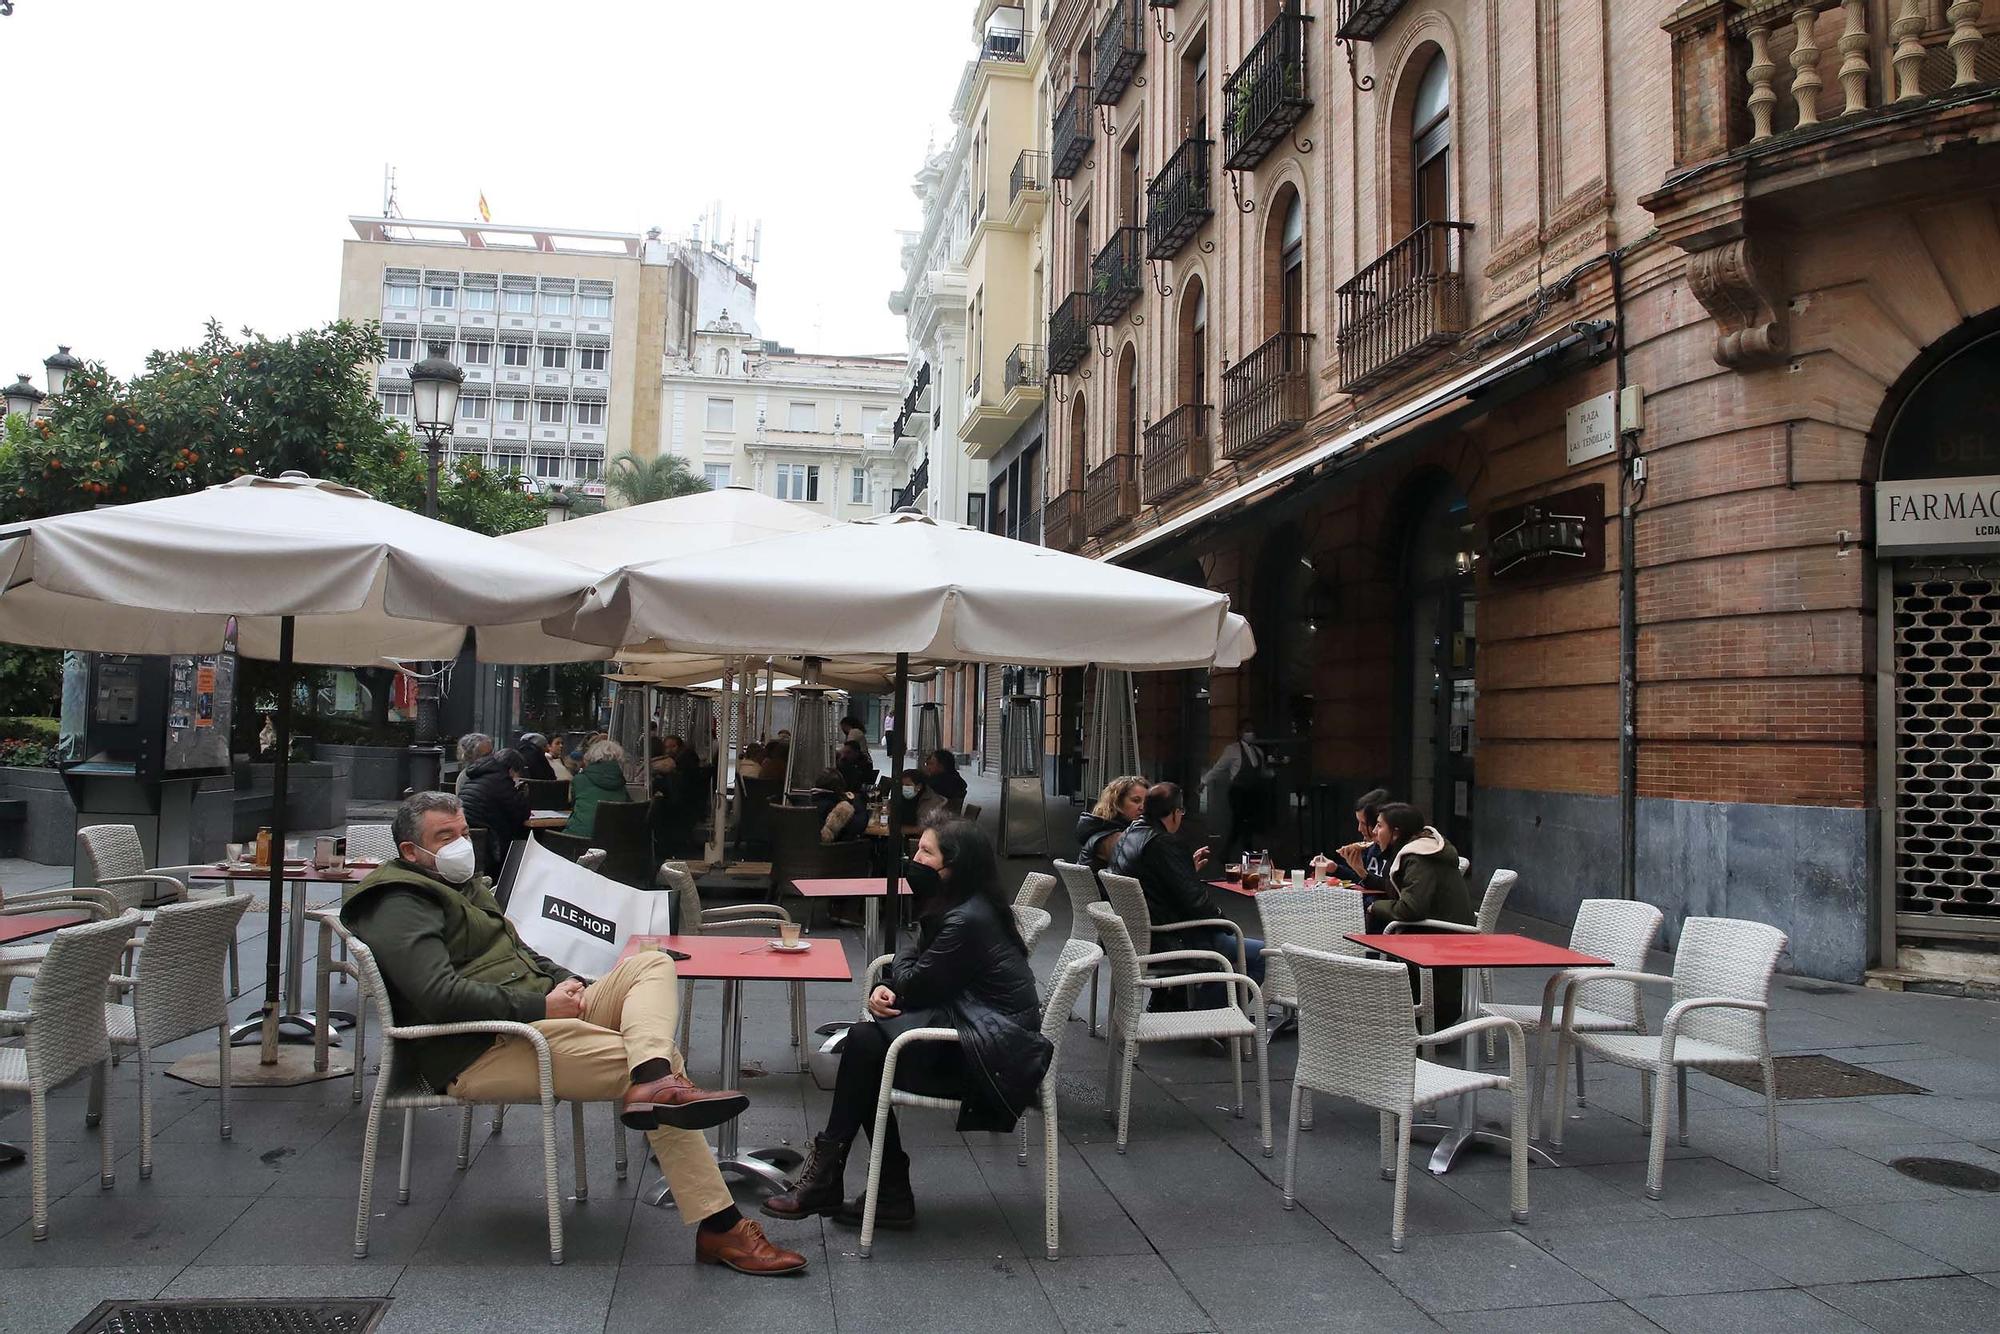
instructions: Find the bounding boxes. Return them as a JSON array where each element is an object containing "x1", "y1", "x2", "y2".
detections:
[{"x1": 1399, "y1": 485, "x2": 1478, "y2": 856}]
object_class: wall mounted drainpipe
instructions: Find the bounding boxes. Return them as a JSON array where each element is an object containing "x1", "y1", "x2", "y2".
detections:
[{"x1": 1611, "y1": 249, "x2": 1639, "y2": 901}]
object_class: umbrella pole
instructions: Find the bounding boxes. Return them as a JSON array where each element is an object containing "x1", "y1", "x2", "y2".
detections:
[
  {"x1": 258, "y1": 615, "x2": 296, "y2": 1066},
  {"x1": 883, "y1": 652, "x2": 909, "y2": 960}
]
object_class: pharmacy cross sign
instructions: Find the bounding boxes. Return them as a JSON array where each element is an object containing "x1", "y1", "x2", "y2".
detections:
[{"x1": 1485, "y1": 484, "x2": 1605, "y2": 585}]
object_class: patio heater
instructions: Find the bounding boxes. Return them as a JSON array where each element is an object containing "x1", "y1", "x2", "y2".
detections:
[
  {"x1": 1085, "y1": 668, "x2": 1142, "y2": 806},
  {"x1": 608, "y1": 675, "x2": 651, "y2": 793},
  {"x1": 785, "y1": 657, "x2": 836, "y2": 792},
  {"x1": 913, "y1": 701, "x2": 942, "y2": 763},
  {"x1": 999, "y1": 682, "x2": 1051, "y2": 856}
]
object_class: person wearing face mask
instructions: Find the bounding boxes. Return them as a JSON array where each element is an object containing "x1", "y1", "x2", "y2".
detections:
[
  {"x1": 763, "y1": 819, "x2": 1049, "y2": 1229},
  {"x1": 1203, "y1": 724, "x2": 1279, "y2": 866},
  {"x1": 889, "y1": 768, "x2": 926, "y2": 833},
  {"x1": 340, "y1": 792, "x2": 807, "y2": 1274}
]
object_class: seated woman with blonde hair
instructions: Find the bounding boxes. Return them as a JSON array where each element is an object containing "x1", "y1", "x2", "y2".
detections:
[{"x1": 1075, "y1": 774, "x2": 1147, "y2": 869}]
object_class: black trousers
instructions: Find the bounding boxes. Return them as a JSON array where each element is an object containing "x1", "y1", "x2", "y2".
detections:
[{"x1": 824, "y1": 1016, "x2": 966, "y2": 1158}]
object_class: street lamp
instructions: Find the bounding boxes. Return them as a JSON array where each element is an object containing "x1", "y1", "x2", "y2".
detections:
[
  {"x1": 2, "y1": 374, "x2": 46, "y2": 420},
  {"x1": 41, "y1": 345, "x2": 82, "y2": 399},
  {"x1": 407, "y1": 353, "x2": 463, "y2": 519},
  {"x1": 541, "y1": 482, "x2": 572, "y2": 729}
]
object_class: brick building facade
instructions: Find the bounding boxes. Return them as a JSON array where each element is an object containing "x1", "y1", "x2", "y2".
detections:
[{"x1": 1040, "y1": 0, "x2": 2000, "y2": 983}]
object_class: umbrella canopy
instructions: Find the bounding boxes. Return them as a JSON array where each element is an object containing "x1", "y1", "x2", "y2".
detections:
[
  {"x1": 476, "y1": 485, "x2": 834, "y2": 663},
  {"x1": 565, "y1": 510, "x2": 1251, "y2": 671},
  {"x1": 0, "y1": 474, "x2": 601, "y2": 663}
]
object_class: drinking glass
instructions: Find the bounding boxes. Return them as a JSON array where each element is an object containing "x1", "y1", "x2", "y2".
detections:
[{"x1": 779, "y1": 921, "x2": 803, "y2": 948}]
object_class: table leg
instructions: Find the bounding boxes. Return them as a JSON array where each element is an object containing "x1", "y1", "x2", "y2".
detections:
[
  {"x1": 864, "y1": 898, "x2": 879, "y2": 962},
  {"x1": 1409, "y1": 964, "x2": 1558, "y2": 1172},
  {"x1": 231, "y1": 877, "x2": 350, "y2": 1047},
  {"x1": 643, "y1": 977, "x2": 800, "y2": 1207}
]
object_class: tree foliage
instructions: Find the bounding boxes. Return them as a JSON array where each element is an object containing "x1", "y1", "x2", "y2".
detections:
[{"x1": 603, "y1": 451, "x2": 711, "y2": 508}]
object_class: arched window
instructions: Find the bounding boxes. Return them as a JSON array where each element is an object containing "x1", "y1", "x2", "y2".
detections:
[
  {"x1": 1178, "y1": 278, "x2": 1208, "y2": 406},
  {"x1": 1068, "y1": 396, "x2": 1088, "y2": 489},
  {"x1": 1411, "y1": 52, "x2": 1451, "y2": 228},
  {"x1": 1280, "y1": 192, "x2": 1305, "y2": 335},
  {"x1": 1117, "y1": 343, "x2": 1139, "y2": 457}
]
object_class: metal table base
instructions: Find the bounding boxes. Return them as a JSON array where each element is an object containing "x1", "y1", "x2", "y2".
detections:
[
  {"x1": 1411, "y1": 968, "x2": 1556, "y2": 1178},
  {"x1": 643, "y1": 977, "x2": 802, "y2": 1207}
]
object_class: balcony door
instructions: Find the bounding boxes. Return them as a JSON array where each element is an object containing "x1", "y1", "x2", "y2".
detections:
[{"x1": 1412, "y1": 51, "x2": 1452, "y2": 264}]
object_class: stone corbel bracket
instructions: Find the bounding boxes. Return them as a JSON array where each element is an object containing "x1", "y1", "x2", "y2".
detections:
[{"x1": 1686, "y1": 235, "x2": 1788, "y2": 369}]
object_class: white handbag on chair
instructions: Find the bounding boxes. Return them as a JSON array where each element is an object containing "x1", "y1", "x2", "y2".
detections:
[{"x1": 506, "y1": 837, "x2": 676, "y2": 979}]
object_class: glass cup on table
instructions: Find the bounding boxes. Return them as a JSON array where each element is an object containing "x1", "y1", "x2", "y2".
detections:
[
  {"x1": 224, "y1": 842, "x2": 244, "y2": 866},
  {"x1": 779, "y1": 920, "x2": 802, "y2": 948}
]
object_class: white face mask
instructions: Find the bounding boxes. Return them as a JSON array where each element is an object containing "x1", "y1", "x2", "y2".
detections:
[
  {"x1": 427, "y1": 836, "x2": 477, "y2": 885},
  {"x1": 901, "y1": 785, "x2": 917, "y2": 800}
]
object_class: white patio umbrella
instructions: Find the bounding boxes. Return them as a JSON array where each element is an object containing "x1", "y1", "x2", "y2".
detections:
[
  {"x1": 558, "y1": 510, "x2": 1256, "y2": 951},
  {"x1": 0, "y1": 474, "x2": 601, "y2": 1063}
]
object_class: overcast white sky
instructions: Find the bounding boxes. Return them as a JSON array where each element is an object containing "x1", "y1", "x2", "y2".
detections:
[{"x1": 2, "y1": 0, "x2": 971, "y2": 384}]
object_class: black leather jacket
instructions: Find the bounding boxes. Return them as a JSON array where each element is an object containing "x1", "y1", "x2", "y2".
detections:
[
  {"x1": 459, "y1": 752, "x2": 530, "y2": 869},
  {"x1": 887, "y1": 891, "x2": 1050, "y2": 1132},
  {"x1": 1074, "y1": 812, "x2": 1129, "y2": 868},
  {"x1": 1110, "y1": 819, "x2": 1219, "y2": 925}
]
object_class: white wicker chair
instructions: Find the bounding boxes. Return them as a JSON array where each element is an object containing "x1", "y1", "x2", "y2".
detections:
[
  {"x1": 98, "y1": 896, "x2": 251, "y2": 1179},
  {"x1": 1014, "y1": 871, "x2": 1056, "y2": 912},
  {"x1": 853, "y1": 941, "x2": 1101, "y2": 1260},
  {"x1": 1089, "y1": 901, "x2": 1271, "y2": 1156},
  {"x1": 1478, "y1": 898, "x2": 1663, "y2": 1135},
  {"x1": 344, "y1": 824, "x2": 398, "y2": 862},
  {"x1": 1013, "y1": 905, "x2": 1053, "y2": 953},
  {"x1": 1052, "y1": 860, "x2": 1106, "y2": 1035},
  {"x1": 1255, "y1": 885, "x2": 1369, "y2": 1128},
  {"x1": 660, "y1": 861, "x2": 801, "y2": 1057},
  {"x1": 322, "y1": 912, "x2": 597, "y2": 1265},
  {"x1": 1280, "y1": 944, "x2": 1529, "y2": 1253},
  {"x1": 1, "y1": 888, "x2": 124, "y2": 1008},
  {"x1": 76, "y1": 823, "x2": 241, "y2": 997},
  {"x1": 1098, "y1": 870, "x2": 1253, "y2": 1043},
  {"x1": 1550, "y1": 916, "x2": 1786, "y2": 1199},
  {"x1": 0, "y1": 915, "x2": 141, "y2": 1240}
]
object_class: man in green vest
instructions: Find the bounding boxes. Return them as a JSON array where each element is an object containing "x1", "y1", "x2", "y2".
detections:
[{"x1": 341, "y1": 790, "x2": 807, "y2": 1275}]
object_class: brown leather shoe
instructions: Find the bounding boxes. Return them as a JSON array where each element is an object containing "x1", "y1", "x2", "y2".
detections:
[
  {"x1": 620, "y1": 1073, "x2": 749, "y2": 1131},
  {"x1": 695, "y1": 1219, "x2": 808, "y2": 1275}
]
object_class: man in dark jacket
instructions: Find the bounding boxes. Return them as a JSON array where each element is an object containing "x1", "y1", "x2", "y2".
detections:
[
  {"x1": 457, "y1": 747, "x2": 531, "y2": 872},
  {"x1": 1111, "y1": 783, "x2": 1265, "y2": 1011},
  {"x1": 340, "y1": 791, "x2": 806, "y2": 1275}
]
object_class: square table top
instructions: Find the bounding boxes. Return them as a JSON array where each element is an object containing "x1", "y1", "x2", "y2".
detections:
[
  {"x1": 791, "y1": 877, "x2": 912, "y2": 899},
  {"x1": 1346, "y1": 932, "x2": 1611, "y2": 970},
  {"x1": 1209, "y1": 878, "x2": 1386, "y2": 900},
  {"x1": 193, "y1": 861, "x2": 380, "y2": 884},
  {"x1": 619, "y1": 934, "x2": 855, "y2": 982},
  {"x1": 0, "y1": 912, "x2": 85, "y2": 945}
]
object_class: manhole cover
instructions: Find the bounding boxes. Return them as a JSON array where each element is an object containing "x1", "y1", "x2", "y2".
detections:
[
  {"x1": 69, "y1": 1299, "x2": 389, "y2": 1334},
  {"x1": 1891, "y1": 1157, "x2": 2000, "y2": 1191},
  {"x1": 1706, "y1": 1054, "x2": 1928, "y2": 1100}
]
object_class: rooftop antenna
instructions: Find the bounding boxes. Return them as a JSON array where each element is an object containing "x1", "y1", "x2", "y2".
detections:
[
  {"x1": 749, "y1": 220, "x2": 763, "y2": 274},
  {"x1": 382, "y1": 164, "x2": 401, "y2": 219}
]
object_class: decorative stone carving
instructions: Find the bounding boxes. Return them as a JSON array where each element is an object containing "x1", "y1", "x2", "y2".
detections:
[{"x1": 1686, "y1": 237, "x2": 1788, "y2": 369}]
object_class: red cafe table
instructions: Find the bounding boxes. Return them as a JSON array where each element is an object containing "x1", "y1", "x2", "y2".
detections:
[
  {"x1": 790, "y1": 877, "x2": 912, "y2": 957},
  {"x1": 619, "y1": 933, "x2": 854, "y2": 1203},
  {"x1": 1209, "y1": 876, "x2": 1388, "y2": 902},
  {"x1": 1347, "y1": 931, "x2": 1610, "y2": 1174},
  {"x1": 0, "y1": 911, "x2": 86, "y2": 1167}
]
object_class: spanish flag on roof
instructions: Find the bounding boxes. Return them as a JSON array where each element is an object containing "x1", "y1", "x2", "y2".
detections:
[{"x1": 478, "y1": 191, "x2": 492, "y2": 223}]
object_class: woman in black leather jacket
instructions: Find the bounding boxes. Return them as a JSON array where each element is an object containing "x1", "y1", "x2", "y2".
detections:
[
  {"x1": 764, "y1": 819, "x2": 1050, "y2": 1230},
  {"x1": 1075, "y1": 773, "x2": 1147, "y2": 869}
]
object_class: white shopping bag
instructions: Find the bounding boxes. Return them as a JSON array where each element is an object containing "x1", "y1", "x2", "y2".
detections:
[{"x1": 506, "y1": 836, "x2": 675, "y2": 979}]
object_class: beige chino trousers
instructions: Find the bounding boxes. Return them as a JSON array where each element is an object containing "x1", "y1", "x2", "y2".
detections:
[{"x1": 447, "y1": 950, "x2": 733, "y2": 1223}]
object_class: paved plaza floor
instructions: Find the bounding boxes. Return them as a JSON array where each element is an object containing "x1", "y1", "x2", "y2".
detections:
[{"x1": 5, "y1": 793, "x2": 2000, "y2": 1332}]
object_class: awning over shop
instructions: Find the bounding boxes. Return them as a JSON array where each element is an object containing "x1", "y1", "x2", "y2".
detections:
[{"x1": 1102, "y1": 320, "x2": 1615, "y2": 565}]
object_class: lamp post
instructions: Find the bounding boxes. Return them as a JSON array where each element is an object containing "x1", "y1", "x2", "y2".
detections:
[
  {"x1": 540, "y1": 481, "x2": 572, "y2": 731},
  {"x1": 41, "y1": 345, "x2": 82, "y2": 399},
  {"x1": 407, "y1": 353, "x2": 464, "y2": 518},
  {"x1": 405, "y1": 354, "x2": 463, "y2": 789},
  {"x1": 2, "y1": 374, "x2": 46, "y2": 420}
]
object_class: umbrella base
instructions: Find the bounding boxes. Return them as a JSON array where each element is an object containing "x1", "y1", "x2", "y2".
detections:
[
  {"x1": 166, "y1": 1045, "x2": 353, "y2": 1089},
  {"x1": 228, "y1": 1013, "x2": 328, "y2": 1047}
]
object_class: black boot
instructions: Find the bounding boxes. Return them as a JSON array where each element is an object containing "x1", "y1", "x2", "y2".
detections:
[
  {"x1": 760, "y1": 1134, "x2": 849, "y2": 1221},
  {"x1": 833, "y1": 1146, "x2": 916, "y2": 1229}
]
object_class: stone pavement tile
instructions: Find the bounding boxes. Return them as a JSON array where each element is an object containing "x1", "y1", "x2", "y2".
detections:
[
  {"x1": 1846, "y1": 1138, "x2": 2000, "y2": 1176},
  {"x1": 193, "y1": 1191, "x2": 447, "y2": 1267},
  {"x1": 0, "y1": 1191, "x2": 257, "y2": 1268},
  {"x1": 968, "y1": 1140, "x2": 1157, "y2": 1259},
  {"x1": 1687, "y1": 1209, "x2": 1958, "y2": 1287},
  {"x1": 1540, "y1": 1109, "x2": 1703, "y2": 1169},
  {"x1": 1869, "y1": 1094, "x2": 2000, "y2": 1140},
  {"x1": 1753, "y1": 1146, "x2": 1962, "y2": 1208},
  {"x1": 1846, "y1": 1057, "x2": 2000, "y2": 1099},
  {"x1": 406, "y1": 1191, "x2": 635, "y2": 1267},
  {"x1": 1029, "y1": 1253, "x2": 1215, "y2": 1334},
  {"x1": 262, "y1": 1107, "x2": 483, "y2": 1201},
  {"x1": 623, "y1": 1195, "x2": 827, "y2": 1270},
  {"x1": 0, "y1": 1130, "x2": 124, "y2": 1202},
  {"x1": 1810, "y1": 1274, "x2": 2000, "y2": 1333},
  {"x1": 1527, "y1": 1219, "x2": 1789, "y2": 1299},
  {"x1": 1629, "y1": 1288, "x2": 1873, "y2": 1333},
  {"x1": 1163, "y1": 1238, "x2": 1442, "y2": 1332},
  {"x1": 1359, "y1": 1230, "x2": 1610, "y2": 1313},
  {"x1": 1830, "y1": 1194, "x2": 2000, "y2": 1273},
  {"x1": 1297, "y1": 1160, "x2": 1508, "y2": 1249},
  {"x1": 1439, "y1": 1302, "x2": 1666, "y2": 1334},
  {"x1": 1075, "y1": 1139, "x2": 1329, "y2": 1252},
  {"x1": 1583, "y1": 1156, "x2": 1810, "y2": 1218},
  {"x1": 1771, "y1": 1100, "x2": 1941, "y2": 1148},
  {"x1": 1443, "y1": 1158, "x2": 1662, "y2": 1227},
  {"x1": 383, "y1": 1263, "x2": 619, "y2": 1334},
  {"x1": 162, "y1": 1263, "x2": 404, "y2": 1298},
  {"x1": 604, "y1": 1251, "x2": 835, "y2": 1332},
  {"x1": 106, "y1": 1126, "x2": 325, "y2": 1198},
  {"x1": 447, "y1": 1139, "x2": 636, "y2": 1204},
  {"x1": 0, "y1": 1265, "x2": 179, "y2": 1334},
  {"x1": 830, "y1": 1254, "x2": 1065, "y2": 1333},
  {"x1": 152, "y1": 1094, "x2": 352, "y2": 1144}
]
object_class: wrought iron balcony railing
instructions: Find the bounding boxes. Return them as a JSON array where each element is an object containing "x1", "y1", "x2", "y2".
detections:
[
  {"x1": 1089, "y1": 227, "x2": 1146, "y2": 326},
  {"x1": 979, "y1": 24, "x2": 1027, "y2": 63},
  {"x1": 1146, "y1": 135, "x2": 1214, "y2": 260},
  {"x1": 1094, "y1": 0, "x2": 1146, "y2": 105},
  {"x1": 1004, "y1": 343, "x2": 1045, "y2": 392},
  {"x1": 1221, "y1": 331, "x2": 1314, "y2": 460},
  {"x1": 1142, "y1": 403, "x2": 1211, "y2": 504},
  {"x1": 1335, "y1": 0, "x2": 1411, "y2": 41},
  {"x1": 1052, "y1": 83, "x2": 1094, "y2": 181},
  {"x1": 1335, "y1": 220, "x2": 1472, "y2": 392},
  {"x1": 1048, "y1": 291, "x2": 1092, "y2": 376},
  {"x1": 1043, "y1": 488, "x2": 1086, "y2": 551},
  {"x1": 1085, "y1": 453, "x2": 1139, "y2": 536},
  {"x1": 1223, "y1": 1, "x2": 1313, "y2": 172},
  {"x1": 1010, "y1": 149, "x2": 1048, "y2": 207}
]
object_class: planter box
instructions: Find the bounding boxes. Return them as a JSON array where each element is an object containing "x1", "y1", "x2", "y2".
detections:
[
  {"x1": 316, "y1": 743, "x2": 413, "y2": 802},
  {"x1": 0, "y1": 765, "x2": 74, "y2": 864}
]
